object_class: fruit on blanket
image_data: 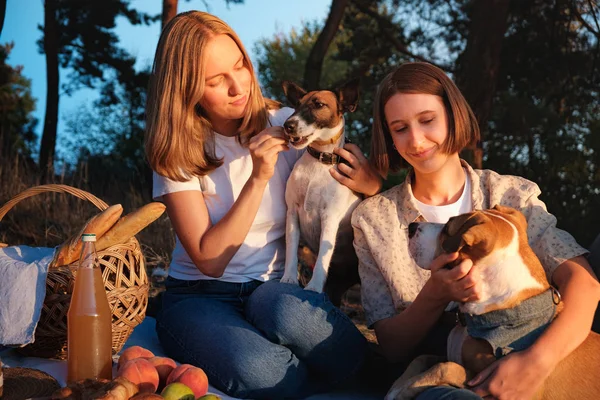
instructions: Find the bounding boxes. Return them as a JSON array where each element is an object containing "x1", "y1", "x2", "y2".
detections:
[
  {"x1": 197, "y1": 395, "x2": 222, "y2": 400},
  {"x1": 147, "y1": 356, "x2": 177, "y2": 391},
  {"x1": 118, "y1": 345, "x2": 155, "y2": 370},
  {"x1": 130, "y1": 393, "x2": 164, "y2": 399},
  {"x1": 161, "y1": 382, "x2": 195, "y2": 400},
  {"x1": 166, "y1": 364, "x2": 209, "y2": 398},
  {"x1": 165, "y1": 364, "x2": 191, "y2": 386},
  {"x1": 117, "y1": 358, "x2": 160, "y2": 393},
  {"x1": 129, "y1": 393, "x2": 164, "y2": 399}
]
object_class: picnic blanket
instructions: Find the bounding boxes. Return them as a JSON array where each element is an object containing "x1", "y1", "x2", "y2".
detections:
[
  {"x1": 0, "y1": 246, "x2": 54, "y2": 346},
  {"x1": 0, "y1": 316, "x2": 382, "y2": 399}
]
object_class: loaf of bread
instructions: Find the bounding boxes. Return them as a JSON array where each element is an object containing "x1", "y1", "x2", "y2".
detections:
[
  {"x1": 96, "y1": 202, "x2": 166, "y2": 252},
  {"x1": 52, "y1": 204, "x2": 124, "y2": 267},
  {"x1": 51, "y1": 376, "x2": 139, "y2": 399}
]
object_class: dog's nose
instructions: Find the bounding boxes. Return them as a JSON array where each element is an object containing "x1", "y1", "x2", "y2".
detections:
[
  {"x1": 284, "y1": 119, "x2": 298, "y2": 134},
  {"x1": 408, "y1": 222, "x2": 419, "y2": 239}
]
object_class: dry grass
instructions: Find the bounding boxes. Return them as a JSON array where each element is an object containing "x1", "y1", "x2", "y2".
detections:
[{"x1": 0, "y1": 154, "x2": 174, "y2": 274}]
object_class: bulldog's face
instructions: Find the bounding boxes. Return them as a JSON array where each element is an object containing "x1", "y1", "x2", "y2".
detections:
[{"x1": 408, "y1": 205, "x2": 524, "y2": 270}]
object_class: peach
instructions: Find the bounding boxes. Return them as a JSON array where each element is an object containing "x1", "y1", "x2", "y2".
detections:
[
  {"x1": 167, "y1": 364, "x2": 209, "y2": 398},
  {"x1": 117, "y1": 358, "x2": 160, "y2": 393},
  {"x1": 165, "y1": 364, "x2": 192, "y2": 386},
  {"x1": 118, "y1": 345, "x2": 155, "y2": 371},
  {"x1": 147, "y1": 356, "x2": 177, "y2": 391}
]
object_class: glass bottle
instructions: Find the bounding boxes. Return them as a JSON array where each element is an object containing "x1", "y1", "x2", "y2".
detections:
[{"x1": 67, "y1": 233, "x2": 112, "y2": 382}]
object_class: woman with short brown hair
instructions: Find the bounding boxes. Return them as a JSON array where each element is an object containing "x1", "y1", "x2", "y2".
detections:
[{"x1": 354, "y1": 62, "x2": 599, "y2": 400}]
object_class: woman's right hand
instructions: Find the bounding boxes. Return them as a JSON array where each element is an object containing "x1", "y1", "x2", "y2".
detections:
[
  {"x1": 248, "y1": 126, "x2": 289, "y2": 182},
  {"x1": 425, "y1": 252, "x2": 482, "y2": 304}
]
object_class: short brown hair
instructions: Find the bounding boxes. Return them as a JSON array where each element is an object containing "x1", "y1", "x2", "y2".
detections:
[
  {"x1": 145, "y1": 11, "x2": 278, "y2": 181},
  {"x1": 371, "y1": 62, "x2": 479, "y2": 176}
]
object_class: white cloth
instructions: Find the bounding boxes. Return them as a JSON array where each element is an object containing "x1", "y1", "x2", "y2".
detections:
[
  {"x1": 0, "y1": 246, "x2": 55, "y2": 346},
  {"x1": 414, "y1": 169, "x2": 472, "y2": 223},
  {"x1": 152, "y1": 107, "x2": 303, "y2": 282}
]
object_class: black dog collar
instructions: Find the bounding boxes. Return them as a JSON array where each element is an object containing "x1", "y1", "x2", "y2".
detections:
[
  {"x1": 306, "y1": 139, "x2": 352, "y2": 166},
  {"x1": 307, "y1": 146, "x2": 342, "y2": 164}
]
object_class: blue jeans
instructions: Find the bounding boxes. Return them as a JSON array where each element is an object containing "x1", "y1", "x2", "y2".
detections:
[
  {"x1": 155, "y1": 278, "x2": 367, "y2": 399},
  {"x1": 416, "y1": 386, "x2": 483, "y2": 400}
]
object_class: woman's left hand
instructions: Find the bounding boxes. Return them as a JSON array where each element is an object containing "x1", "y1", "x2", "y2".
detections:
[
  {"x1": 469, "y1": 349, "x2": 554, "y2": 400},
  {"x1": 329, "y1": 143, "x2": 382, "y2": 197}
]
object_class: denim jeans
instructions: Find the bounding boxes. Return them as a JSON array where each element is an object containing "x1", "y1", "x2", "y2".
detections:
[
  {"x1": 155, "y1": 278, "x2": 367, "y2": 399},
  {"x1": 416, "y1": 386, "x2": 483, "y2": 400}
]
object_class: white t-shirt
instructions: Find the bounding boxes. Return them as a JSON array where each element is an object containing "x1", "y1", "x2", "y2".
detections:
[
  {"x1": 415, "y1": 169, "x2": 472, "y2": 223},
  {"x1": 152, "y1": 107, "x2": 302, "y2": 282}
]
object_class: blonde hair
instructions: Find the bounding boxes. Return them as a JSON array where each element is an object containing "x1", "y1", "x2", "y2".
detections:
[
  {"x1": 371, "y1": 62, "x2": 480, "y2": 176},
  {"x1": 145, "y1": 11, "x2": 278, "y2": 180}
]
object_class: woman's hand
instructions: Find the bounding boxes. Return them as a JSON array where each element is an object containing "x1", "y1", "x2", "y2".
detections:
[
  {"x1": 424, "y1": 252, "x2": 482, "y2": 304},
  {"x1": 248, "y1": 127, "x2": 289, "y2": 182},
  {"x1": 330, "y1": 143, "x2": 382, "y2": 197},
  {"x1": 469, "y1": 349, "x2": 554, "y2": 400}
]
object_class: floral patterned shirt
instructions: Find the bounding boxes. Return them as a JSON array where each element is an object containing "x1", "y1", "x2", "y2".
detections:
[{"x1": 352, "y1": 160, "x2": 588, "y2": 328}]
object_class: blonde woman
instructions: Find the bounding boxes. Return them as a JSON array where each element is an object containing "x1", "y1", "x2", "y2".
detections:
[
  {"x1": 353, "y1": 62, "x2": 600, "y2": 400},
  {"x1": 145, "y1": 11, "x2": 381, "y2": 399}
]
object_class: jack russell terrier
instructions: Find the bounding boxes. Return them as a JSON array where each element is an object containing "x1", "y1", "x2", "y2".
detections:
[
  {"x1": 279, "y1": 79, "x2": 361, "y2": 306},
  {"x1": 386, "y1": 204, "x2": 600, "y2": 400}
]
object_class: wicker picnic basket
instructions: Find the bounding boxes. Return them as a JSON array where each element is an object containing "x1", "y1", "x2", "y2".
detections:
[{"x1": 0, "y1": 184, "x2": 149, "y2": 360}]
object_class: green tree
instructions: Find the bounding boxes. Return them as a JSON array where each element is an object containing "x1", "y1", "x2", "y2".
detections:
[
  {"x1": 255, "y1": 1, "x2": 412, "y2": 152},
  {"x1": 38, "y1": 0, "x2": 156, "y2": 181},
  {"x1": 485, "y1": 0, "x2": 600, "y2": 246},
  {"x1": 255, "y1": 22, "x2": 349, "y2": 102},
  {"x1": 61, "y1": 66, "x2": 151, "y2": 197},
  {"x1": 256, "y1": 0, "x2": 600, "y2": 245},
  {"x1": 0, "y1": 43, "x2": 37, "y2": 159}
]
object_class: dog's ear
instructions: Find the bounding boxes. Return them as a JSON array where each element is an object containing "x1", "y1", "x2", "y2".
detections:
[
  {"x1": 441, "y1": 213, "x2": 493, "y2": 253},
  {"x1": 491, "y1": 204, "x2": 517, "y2": 216},
  {"x1": 338, "y1": 78, "x2": 360, "y2": 113},
  {"x1": 282, "y1": 81, "x2": 307, "y2": 107},
  {"x1": 491, "y1": 204, "x2": 528, "y2": 233}
]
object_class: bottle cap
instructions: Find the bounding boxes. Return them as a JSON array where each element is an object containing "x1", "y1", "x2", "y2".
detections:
[{"x1": 81, "y1": 233, "x2": 97, "y2": 242}]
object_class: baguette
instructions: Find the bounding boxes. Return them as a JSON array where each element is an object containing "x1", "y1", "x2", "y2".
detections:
[
  {"x1": 53, "y1": 204, "x2": 123, "y2": 267},
  {"x1": 96, "y1": 202, "x2": 166, "y2": 252}
]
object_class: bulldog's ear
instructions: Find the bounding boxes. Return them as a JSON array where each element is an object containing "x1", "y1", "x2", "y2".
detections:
[
  {"x1": 282, "y1": 81, "x2": 307, "y2": 107},
  {"x1": 338, "y1": 78, "x2": 360, "y2": 113},
  {"x1": 491, "y1": 204, "x2": 528, "y2": 230},
  {"x1": 442, "y1": 213, "x2": 490, "y2": 253},
  {"x1": 492, "y1": 204, "x2": 517, "y2": 215}
]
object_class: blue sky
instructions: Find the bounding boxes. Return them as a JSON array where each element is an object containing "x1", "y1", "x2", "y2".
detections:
[{"x1": 1, "y1": 0, "x2": 330, "y2": 158}]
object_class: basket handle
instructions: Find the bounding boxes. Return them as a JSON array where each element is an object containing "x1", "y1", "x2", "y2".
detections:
[{"x1": 0, "y1": 184, "x2": 109, "y2": 222}]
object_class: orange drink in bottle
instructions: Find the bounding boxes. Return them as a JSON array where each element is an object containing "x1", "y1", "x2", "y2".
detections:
[{"x1": 67, "y1": 233, "x2": 112, "y2": 382}]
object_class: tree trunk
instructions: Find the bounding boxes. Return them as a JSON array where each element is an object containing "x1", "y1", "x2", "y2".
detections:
[
  {"x1": 0, "y1": 0, "x2": 7, "y2": 37},
  {"x1": 162, "y1": 0, "x2": 178, "y2": 29},
  {"x1": 456, "y1": 0, "x2": 510, "y2": 169},
  {"x1": 39, "y1": 0, "x2": 59, "y2": 182},
  {"x1": 303, "y1": 0, "x2": 348, "y2": 90}
]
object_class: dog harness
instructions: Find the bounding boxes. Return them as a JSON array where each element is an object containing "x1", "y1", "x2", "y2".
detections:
[{"x1": 462, "y1": 287, "x2": 560, "y2": 358}]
